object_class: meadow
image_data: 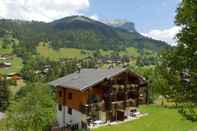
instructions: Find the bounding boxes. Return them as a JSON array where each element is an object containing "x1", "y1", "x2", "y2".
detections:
[{"x1": 93, "y1": 105, "x2": 197, "y2": 131}]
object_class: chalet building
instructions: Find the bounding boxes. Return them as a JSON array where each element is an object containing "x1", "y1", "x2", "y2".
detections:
[
  {"x1": 49, "y1": 68, "x2": 147, "y2": 130},
  {"x1": 0, "y1": 62, "x2": 11, "y2": 68}
]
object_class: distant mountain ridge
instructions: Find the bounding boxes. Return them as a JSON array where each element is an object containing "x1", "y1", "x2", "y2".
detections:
[
  {"x1": 103, "y1": 19, "x2": 136, "y2": 32},
  {"x1": 0, "y1": 15, "x2": 169, "y2": 51}
]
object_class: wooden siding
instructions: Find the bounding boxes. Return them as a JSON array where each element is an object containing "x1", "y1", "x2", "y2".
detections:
[
  {"x1": 57, "y1": 87, "x2": 89, "y2": 111},
  {"x1": 57, "y1": 85, "x2": 104, "y2": 111}
]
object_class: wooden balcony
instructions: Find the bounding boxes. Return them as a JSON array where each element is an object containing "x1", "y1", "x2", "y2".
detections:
[
  {"x1": 80, "y1": 98, "x2": 137, "y2": 115},
  {"x1": 111, "y1": 98, "x2": 137, "y2": 110},
  {"x1": 111, "y1": 90, "x2": 138, "y2": 102},
  {"x1": 80, "y1": 101, "x2": 105, "y2": 115},
  {"x1": 112, "y1": 100, "x2": 125, "y2": 110}
]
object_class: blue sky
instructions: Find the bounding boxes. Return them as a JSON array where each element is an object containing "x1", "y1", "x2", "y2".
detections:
[
  {"x1": 86, "y1": 0, "x2": 181, "y2": 33},
  {"x1": 0, "y1": 0, "x2": 181, "y2": 45}
]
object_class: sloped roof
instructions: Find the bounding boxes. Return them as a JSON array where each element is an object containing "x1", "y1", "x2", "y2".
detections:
[{"x1": 49, "y1": 68, "x2": 145, "y2": 91}]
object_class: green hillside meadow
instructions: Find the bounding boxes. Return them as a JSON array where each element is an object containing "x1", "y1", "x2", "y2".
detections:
[{"x1": 93, "y1": 105, "x2": 197, "y2": 131}]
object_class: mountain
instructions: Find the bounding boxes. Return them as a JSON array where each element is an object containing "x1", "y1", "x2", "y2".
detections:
[
  {"x1": 0, "y1": 16, "x2": 169, "y2": 51},
  {"x1": 103, "y1": 19, "x2": 136, "y2": 32},
  {"x1": 49, "y1": 16, "x2": 121, "y2": 38}
]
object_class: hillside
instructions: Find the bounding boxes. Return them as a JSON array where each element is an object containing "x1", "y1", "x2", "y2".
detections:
[
  {"x1": 0, "y1": 36, "x2": 23, "y2": 75},
  {"x1": 0, "y1": 16, "x2": 169, "y2": 51}
]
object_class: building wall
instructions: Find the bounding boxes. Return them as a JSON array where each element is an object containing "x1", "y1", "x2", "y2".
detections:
[
  {"x1": 57, "y1": 105, "x2": 84, "y2": 128},
  {"x1": 99, "y1": 111, "x2": 107, "y2": 122},
  {"x1": 57, "y1": 105, "x2": 64, "y2": 127},
  {"x1": 57, "y1": 85, "x2": 105, "y2": 112},
  {"x1": 57, "y1": 87, "x2": 89, "y2": 111}
]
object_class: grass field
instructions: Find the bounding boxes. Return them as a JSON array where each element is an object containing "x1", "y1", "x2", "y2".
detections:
[
  {"x1": 119, "y1": 47, "x2": 140, "y2": 58},
  {"x1": 0, "y1": 119, "x2": 6, "y2": 128},
  {"x1": 0, "y1": 38, "x2": 23, "y2": 75},
  {"x1": 0, "y1": 56, "x2": 23, "y2": 75},
  {"x1": 37, "y1": 43, "x2": 141, "y2": 61},
  {"x1": 93, "y1": 105, "x2": 197, "y2": 131},
  {"x1": 0, "y1": 40, "x2": 13, "y2": 54},
  {"x1": 37, "y1": 43, "x2": 89, "y2": 60}
]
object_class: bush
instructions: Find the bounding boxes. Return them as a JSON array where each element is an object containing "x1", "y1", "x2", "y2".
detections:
[
  {"x1": 7, "y1": 83, "x2": 56, "y2": 130},
  {"x1": 178, "y1": 103, "x2": 197, "y2": 121}
]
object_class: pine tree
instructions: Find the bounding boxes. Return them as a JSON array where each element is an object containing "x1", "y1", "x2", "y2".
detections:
[{"x1": 0, "y1": 76, "x2": 9, "y2": 111}]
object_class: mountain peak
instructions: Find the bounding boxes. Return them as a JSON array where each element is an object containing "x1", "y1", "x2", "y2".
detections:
[
  {"x1": 50, "y1": 15, "x2": 95, "y2": 25},
  {"x1": 63, "y1": 15, "x2": 93, "y2": 22},
  {"x1": 103, "y1": 19, "x2": 128, "y2": 26},
  {"x1": 103, "y1": 19, "x2": 136, "y2": 32}
]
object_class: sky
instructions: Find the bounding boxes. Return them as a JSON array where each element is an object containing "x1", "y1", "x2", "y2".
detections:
[{"x1": 0, "y1": 0, "x2": 182, "y2": 45}]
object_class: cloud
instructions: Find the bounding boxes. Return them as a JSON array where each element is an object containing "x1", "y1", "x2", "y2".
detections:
[
  {"x1": 89, "y1": 15, "x2": 99, "y2": 20},
  {"x1": 0, "y1": 0, "x2": 90, "y2": 22},
  {"x1": 142, "y1": 26, "x2": 181, "y2": 46}
]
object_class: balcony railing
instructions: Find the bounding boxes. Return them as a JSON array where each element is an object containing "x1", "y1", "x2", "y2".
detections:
[
  {"x1": 80, "y1": 98, "x2": 137, "y2": 115},
  {"x1": 80, "y1": 101, "x2": 105, "y2": 115},
  {"x1": 111, "y1": 98, "x2": 137, "y2": 110},
  {"x1": 111, "y1": 91, "x2": 138, "y2": 102}
]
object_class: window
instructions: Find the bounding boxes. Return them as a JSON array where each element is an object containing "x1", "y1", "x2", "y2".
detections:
[
  {"x1": 58, "y1": 104, "x2": 62, "y2": 111},
  {"x1": 68, "y1": 93, "x2": 72, "y2": 99},
  {"x1": 72, "y1": 124, "x2": 79, "y2": 129},
  {"x1": 68, "y1": 107, "x2": 72, "y2": 115},
  {"x1": 59, "y1": 90, "x2": 62, "y2": 97}
]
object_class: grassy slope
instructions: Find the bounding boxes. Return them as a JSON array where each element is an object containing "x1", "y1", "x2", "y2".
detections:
[
  {"x1": 0, "y1": 119, "x2": 6, "y2": 128},
  {"x1": 0, "y1": 39, "x2": 23, "y2": 75},
  {"x1": 0, "y1": 40, "x2": 13, "y2": 54},
  {"x1": 37, "y1": 43, "x2": 141, "y2": 60},
  {"x1": 37, "y1": 43, "x2": 88, "y2": 60},
  {"x1": 93, "y1": 105, "x2": 197, "y2": 131},
  {"x1": 0, "y1": 56, "x2": 23, "y2": 75},
  {"x1": 119, "y1": 47, "x2": 140, "y2": 58}
]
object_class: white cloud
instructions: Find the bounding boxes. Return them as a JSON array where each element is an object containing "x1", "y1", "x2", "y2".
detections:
[
  {"x1": 89, "y1": 15, "x2": 99, "y2": 20},
  {"x1": 0, "y1": 0, "x2": 90, "y2": 22},
  {"x1": 142, "y1": 26, "x2": 181, "y2": 46}
]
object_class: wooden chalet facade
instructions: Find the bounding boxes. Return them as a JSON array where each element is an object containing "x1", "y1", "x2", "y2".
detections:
[{"x1": 49, "y1": 68, "x2": 147, "y2": 130}]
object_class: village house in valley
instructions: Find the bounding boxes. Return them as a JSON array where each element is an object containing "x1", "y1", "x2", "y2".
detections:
[{"x1": 49, "y1": 68, "x2": 147, "y2": 130}]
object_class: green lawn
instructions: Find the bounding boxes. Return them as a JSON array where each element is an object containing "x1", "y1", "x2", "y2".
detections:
[
  {"x1": 0, "y1": 119, "x2": 6, "y2": 128},
  {"x1": 0, "y1": 56, "x2": 23, "y2": 75},
  {"x1": 37, "y1": 43, "x2": 89, "y2": 60},
  {"x1": 37, "y1": 43, "x2": 142, "y2": 61},
  {"x1": 0, "y1": 38, "x2": 23, "y2": 75},
  {"x1": 99, "y1": 49, "x2": 113, "y2": 56},
  {"x1": 119, "y1": 47, "x2": 140, "y2": 58},
  {"x1": 93, "y1": 105, "x2": 197, "y2": 131},
  {"x1": 0, "y1": 38, "x2": 12, "y2": 54}
]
